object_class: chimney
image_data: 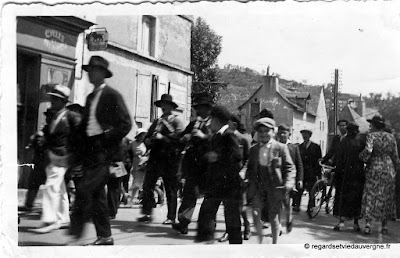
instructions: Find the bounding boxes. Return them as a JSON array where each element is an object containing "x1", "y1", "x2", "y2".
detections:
[{"x1": 264, "y1": 74, "x2": 280, "y2": 94}]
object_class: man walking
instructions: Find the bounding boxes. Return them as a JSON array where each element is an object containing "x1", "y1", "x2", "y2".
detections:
[
  {"x1": 172, "y1": 93, "x2": 213, "y2": 234},
  {"x1": 276, "y1": 124, "x2": 303, "y2": 232},
  {"x1": 196, "y1": 105, "x2": 243, "y2": 244},
  {"x1": 138, "y1": 94, "x2": 184, "y2": 224},
  {"x1": 69, "y1": 56, "x2": 132, "y2": 245},
  {"x1": 296, "y1": 129, "x2": 322, "y2": 215},
  {"x1": 31, "y1": 85, "x2": 81, "y2": 234}
]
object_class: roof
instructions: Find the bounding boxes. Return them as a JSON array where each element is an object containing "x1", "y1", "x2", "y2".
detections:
[
  {"x1": 280, "y1": 84, "x2": 323, "y2": 116},
  {"x1": 339, "y1": 105, "x2": 369, "y2": 133},
  {"x1": 238, "y1": 84, "x2": 263, "y2": 109}
]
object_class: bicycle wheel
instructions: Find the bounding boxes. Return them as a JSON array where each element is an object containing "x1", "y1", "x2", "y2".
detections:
[
  {"x1": 307, "y1": 180, "x2": 326, "y2": 219},
  {"x1": 325, "y1": 185, "x2": 335, "y2": 214}
]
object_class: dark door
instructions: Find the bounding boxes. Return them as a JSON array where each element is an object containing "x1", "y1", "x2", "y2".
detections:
[{"x1": 17, "y1": 51, "x2": 41, "y2": 188}]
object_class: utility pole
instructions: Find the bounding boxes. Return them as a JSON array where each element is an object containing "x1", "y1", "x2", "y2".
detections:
[{"x1": 333, "y1": 69, "x2": 339, "y2": 135}]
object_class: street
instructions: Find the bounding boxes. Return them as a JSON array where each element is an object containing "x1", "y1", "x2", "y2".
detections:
[{"x1": 18, "y1": 189, "x2": 400, "y2": 246}]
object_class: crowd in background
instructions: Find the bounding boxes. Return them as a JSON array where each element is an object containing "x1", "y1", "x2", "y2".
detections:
[{"x1": 19, "y1": 55, "x2": 400, "y2": 245}]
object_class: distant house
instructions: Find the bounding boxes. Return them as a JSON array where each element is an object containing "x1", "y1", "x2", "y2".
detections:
[
  {"x1": 325, "y1": 91, "x2": 380, "y2": 145},
  {"x1": 238, "y1": 75, "x2": 328, "y2": 154}
]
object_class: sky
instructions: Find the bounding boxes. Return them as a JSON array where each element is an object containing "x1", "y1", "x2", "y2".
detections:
[{"x1": 196, "y1": 1, "x2": 400, "y2": 96}]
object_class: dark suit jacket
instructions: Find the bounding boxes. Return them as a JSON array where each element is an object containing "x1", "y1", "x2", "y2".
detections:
[
  {"x1": 287, "y1": 143, "x2": 304, "y2": 185},
  {"x1": 205, "y1": 128, "x2": 243, "y2": 199},
  {"x1": 298, "y1": 141, "x2": 322, "y2": 181},
  {"x1": 321, "y1": 134, "x2": 342, "y2": 165},
  {"x1": 247, "y1": 139, "x2": 296, "y2": 202},
  {"x1": 83, "y1": 85, "x2": 132, "y2": 161}
]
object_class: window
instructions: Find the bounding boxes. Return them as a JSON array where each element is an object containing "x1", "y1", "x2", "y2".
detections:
[{"x1": 142, "y1": 16, "x2": 156, "y2": 57}]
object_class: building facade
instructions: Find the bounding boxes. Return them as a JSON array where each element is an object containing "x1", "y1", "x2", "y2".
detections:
[
  {"x1": 238, "y1": 75, "x2": 328, "y2": 154},
  {"x1": 17, "y1": 15, "x2": 193, "y2": 187}
]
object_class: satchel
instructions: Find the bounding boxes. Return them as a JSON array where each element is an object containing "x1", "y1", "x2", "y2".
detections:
[{"x1": 109, "y1": 161, "x2": 128, "y2": 178}]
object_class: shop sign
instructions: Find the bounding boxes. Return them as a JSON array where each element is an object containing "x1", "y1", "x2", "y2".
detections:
[
  {"x1": 86, "y1": 28, "x2": 108, "y2": 51},
  {"x1": 44, "y1": 29, "x2": 67, "y2": 53}
]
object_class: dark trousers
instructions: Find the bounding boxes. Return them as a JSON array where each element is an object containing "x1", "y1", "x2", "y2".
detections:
[
  {"x1": 107, "y1": 176, "x2": 122, "y2": 217},
  {"x1": 142, "y1": 156, "x2": 178, "y2": 220},
  {"x1": 69, "y1": 149, "x2": 111, "y2": 239},
  {"x1": 177, "y1": 177, "x2": 198, "y2": 226},
  {"x1": 197, "y1": 197, "x2": 242, "y2": 244},
  {"x1": 25, "y1": 166, "x2": 47, "y2": 208},
  {"x1": 293, "y1": 179, "x2": 315, "y2": 209}
]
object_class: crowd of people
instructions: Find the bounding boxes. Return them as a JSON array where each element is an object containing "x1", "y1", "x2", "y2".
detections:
[{"x1": 19, "y1": 55, "x2": 400, "y2": 245}]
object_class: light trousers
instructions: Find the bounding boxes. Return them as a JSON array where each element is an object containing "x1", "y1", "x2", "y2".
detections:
[{"x1": 41, "y1": 163, "x2": 70, "y2": 225}]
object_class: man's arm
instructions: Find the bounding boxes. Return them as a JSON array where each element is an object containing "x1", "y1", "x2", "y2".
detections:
[
  {"x1": 281, "y1": 144, "x2": 296, "y2": 191},
  {"x1": 103, "y1": 91, "x2": 132, "y2": 141},
  {"x1": 294, "y1": 145, "x2": 304, "y2": 189}
]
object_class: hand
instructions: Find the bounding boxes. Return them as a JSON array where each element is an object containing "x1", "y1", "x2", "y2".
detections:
[
  {"x1": 180, "y1": 134, "x2": 191, "y2": 143},
  {"x1": 155, "y1": 133, "x2": 164, "y2": 140},
  {"x1": 206, "y1": 151, "x2": 218, "y2": 163},
  {"x1": 297, "y1": 180, "x2": 303, "y2": 190},
  {"x1": 239, "y1": 170, "x2": 246, "y2": 180},
  {"x1": 192, "y1": 129, "x2": 206, "y2": 139}
]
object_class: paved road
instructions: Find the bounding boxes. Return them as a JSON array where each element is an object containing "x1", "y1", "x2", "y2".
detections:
[{"x1": 18, "y1": 189, "x2": 400, "y2": 246}]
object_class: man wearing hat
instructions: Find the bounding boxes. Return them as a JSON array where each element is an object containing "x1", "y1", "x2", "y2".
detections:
[
  {"x1": 31, "y1": 84, "x2": 82, "y2": 234},
  {"x1": 196, "y1": 105, "x2": 243, "y2": 244},
  {"x1": 246, "y1": 117, "x2": 296, "y2": 244},
  {"x1": 138, "y1": 94, "x2": 184, "y2": 224},
  {"x1": 68, "y1": 56, "x2": 132, "y2": 245},
  {"x1": 297, "y1": 128, "x2": 322, "y2": 215},
  {"x1": 276, "y1": 124, "x2": 303, "y2": 232},
  {"x1": 171, "y1": 93, "x2": 213, "y2": 234}
]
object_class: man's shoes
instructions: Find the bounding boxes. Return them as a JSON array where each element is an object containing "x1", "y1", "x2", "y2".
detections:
[
  {"x1": 18, "y1": 206, "x2": 33, "y2": 212},
  {"x1": 162, "y1": 219, "x2": 175, "y2": 225},
  {"x1": 262, "y1": 222, "x2": 270, "y2": 229},
  {"x1": 171, "y1": 222, "x2": 189, "y2": 234},
  {"x1": 333, "y1": 222, "x2": 344, "y2": 231},
  {"x1": 137, "y1": 215, "x2": 152, "y2": 223},
  {"x1": 109, "y1": 215, "x2": 116, "y2": 220},
  {"x1": 243, "y1": 232, "x2": 251, "y2": 240},
  {"x1": 218, "y1": 232, "x2": 229, "y2": 242},
  {"x1": 84, "y1": 236, "x2": 114, "y2": 246},
  {"x1": 30, "y1": 223, "x2": 61, "y2": 234},
  {"x1": 286, "y1": 220, "x2": 293, "y2": 233}
]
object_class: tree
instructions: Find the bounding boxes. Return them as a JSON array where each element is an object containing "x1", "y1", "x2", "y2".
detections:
[{"x1": 191, "y1": 17, "x2": 225, "y2": 102}]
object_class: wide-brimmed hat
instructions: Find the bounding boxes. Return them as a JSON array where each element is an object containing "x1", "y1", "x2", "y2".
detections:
[
  {"x1": 300, "y1": 129, "x2": 312, "y2": 135},
  {"x1": 255, "y1": 117, "x2": 276, "y2": 130},
  {"x1": 135, "y1": 128, "x2": 148, "y2": 138},
  {"x1": 82, "y1": 56, "x2": 113, "y2": 78},
  {"x1": 367, "y1": 115, "x2": 385, "y2": 125},
  {"x1": 47, "y1": 84, "x2": 70, "y2": 101},
  {"x1": 154, "y1": 94, "x2": 178, "y2": 109},
  {"x1": 192, "y1": 96, "x2": 213, "y2": 108}
]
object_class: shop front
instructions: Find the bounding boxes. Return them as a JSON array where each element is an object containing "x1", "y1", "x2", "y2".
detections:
[{"x1": 17, "y1": 16, "x2": 93, "y2": 187}]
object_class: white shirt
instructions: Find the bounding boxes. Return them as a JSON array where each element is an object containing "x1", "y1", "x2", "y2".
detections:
[
  {"x1": 217, "y1": 124, "x2": 229, "y2": 135},
  {"x1": 259, "y1": 139, "x2": 273, "y2": 166},
  {"x1": 86, "y1": 83, "x2": 106, "y2": 136}
]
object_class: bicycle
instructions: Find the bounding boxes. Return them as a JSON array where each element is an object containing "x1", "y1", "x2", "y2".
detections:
[{"x1": 307, "y1": 161, "x2": 336, "y2": 219}]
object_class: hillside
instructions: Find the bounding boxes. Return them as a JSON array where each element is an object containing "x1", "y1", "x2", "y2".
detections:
[{"x1": 216, "y1": 64, "x2": 319, "y2": 113}]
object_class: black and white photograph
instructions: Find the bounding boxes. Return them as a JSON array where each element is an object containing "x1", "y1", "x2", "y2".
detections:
[{"x1": 1, "y1": 0, "x2": 400, "y2": 257}]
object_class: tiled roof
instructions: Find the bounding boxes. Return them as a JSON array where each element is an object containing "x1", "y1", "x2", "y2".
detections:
[{"x1": 339, "y1": 105, "x2": 369, "y2": 133}]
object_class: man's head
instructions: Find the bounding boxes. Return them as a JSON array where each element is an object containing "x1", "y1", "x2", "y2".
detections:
[
  {"x1": 277, "y1": 124, "x2": 291, "y2": 143},
  {"x1": 155, "y1": 94, "x2": 178, "y2": 115},
  {"x1": 82, "y1": 56, "x2": 113, "y2": 86},
  {"x1": 254, "y1": 117, "x2": 276, "y2": 144},
  {"x1": 210, "y1": 105, "x2": 231, "y2": 133},
  {"x1": 300, "y1": 129, "x2": 312, "y2": 142},
  {"x1": 336, "y1": 119, "x2": 349, "y2": 135},
  {"x1": 192, "y1": 94, "x2": 213, "y2": 118},
  {"x1": 47, "y1": 84, "x2": 70, "y2": 111}
]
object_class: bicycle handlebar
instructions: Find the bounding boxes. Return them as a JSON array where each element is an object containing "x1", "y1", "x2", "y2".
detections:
[{"x1": 319, "y1": 160, "x2": 335, "y2": 170}]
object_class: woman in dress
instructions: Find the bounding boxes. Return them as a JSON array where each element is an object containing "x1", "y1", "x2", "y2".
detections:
[
  {"x1": 332, "y1": 122, "x2": 365, "y2": 231},
  {"x1": 359, "y1": 115, "x2": 399, "y2": 235}
]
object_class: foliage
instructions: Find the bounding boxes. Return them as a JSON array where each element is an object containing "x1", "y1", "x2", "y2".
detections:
[
  {"x1": 364, "y1": 93, "x2": 400, "y2": 133},
  {"x1": 191, "y1": 17, "x2": 224, "y2": 102}
]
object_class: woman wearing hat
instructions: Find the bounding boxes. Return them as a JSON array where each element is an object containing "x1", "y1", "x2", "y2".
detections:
[
  {"x1": 331, "y1": 122, "x2": 365, "y2": 232},
  {"x1": 359, "y1": 115, "x2": 400, "y2": 234}
]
